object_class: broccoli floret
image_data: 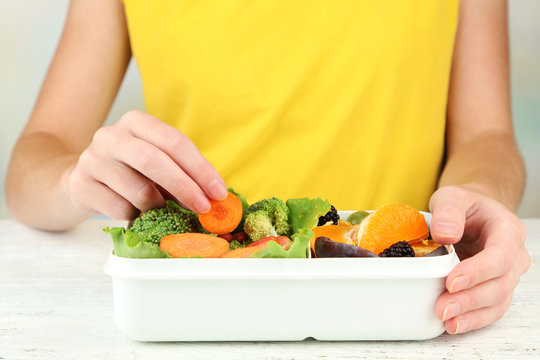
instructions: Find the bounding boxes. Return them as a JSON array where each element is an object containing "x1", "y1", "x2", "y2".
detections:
[
  {"x1": 243, "y1": 197, "x2": 291, "y2": 241},
  {"x1": 229, "y1": 239, "x2": 248, "y2": 250},
  {"x1": 130, "y1": 201, "x2": 208, "y2": 244}
]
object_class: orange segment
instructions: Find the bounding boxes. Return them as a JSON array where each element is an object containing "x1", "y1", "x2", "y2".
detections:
[
  {"x1": 357, "y1": 203, "x2": 429, "y2": 254},
  {"x1": 310, "y1": 224, "x2": 360, "y2": 254},
  {"x1": 409, "y1": 239, "x2": 441, "y2": 257}
]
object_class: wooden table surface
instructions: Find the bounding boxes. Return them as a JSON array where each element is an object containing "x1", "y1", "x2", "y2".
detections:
[{"x1": 1, "y1": 219, "x2": 539, "y2": 360}]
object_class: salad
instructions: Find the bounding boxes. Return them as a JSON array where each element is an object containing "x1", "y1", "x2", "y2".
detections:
[{"x1": 103, "y1": 189, "x2": 448, "y2": 259}]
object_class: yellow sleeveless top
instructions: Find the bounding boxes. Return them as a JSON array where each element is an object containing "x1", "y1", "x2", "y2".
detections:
[{"x1": 122, "y1": 1, "x2": 459, "y2": 210}]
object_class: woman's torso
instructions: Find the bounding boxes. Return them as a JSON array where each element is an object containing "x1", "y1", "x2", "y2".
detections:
[{"x1": 122, "y1": 0, "x2": 459, "y2": 210}]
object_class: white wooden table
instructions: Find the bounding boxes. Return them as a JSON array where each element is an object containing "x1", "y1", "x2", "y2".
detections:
[{"x1": 1, "y1": 219, "x2": 539, "y2": 360}]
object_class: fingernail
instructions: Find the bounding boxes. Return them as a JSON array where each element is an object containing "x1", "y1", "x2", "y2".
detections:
[
  {"x1": 442, "y1": 302, "x2": 461, "y2": 321},
  {"x1": 193, "y1": 193, "x2": 211, "y2": 213},
  {"x1": 449, "y1": 275, "x2": 469, "y2": 293},
  {"x1": 208, "y1": 179, "x2": 228, "y2": 200},
  {"x1": 454, "y1": 318, "x2": 467, "y2": 334},
  {"x1": 432, "y1": 222, "x2": 460, "y2": 237}
]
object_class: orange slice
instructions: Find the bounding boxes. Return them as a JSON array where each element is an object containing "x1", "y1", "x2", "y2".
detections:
[
  {"x1": 357, "y1": 203, "x2": 429, "y2": 255},
  {"x1": 310, "y1": 224, "x2": 360, "y2": 254},
  {"x1": 409, "y1": 239, "x2": 442, "y2": 257}
]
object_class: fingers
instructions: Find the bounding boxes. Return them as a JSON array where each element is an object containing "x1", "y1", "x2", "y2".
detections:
[
  {"x1": 429, "y1": 186, "x2": 468, "y2": 244},
  {"x1": 430, "y1": 187, "x2": 530, "y2": 334},
  {"x1": 436, "y1": 272, "x2": 518, "y2": 322},
  {"x1": 107, "y1": 133, "x2": 212, "y2": 213},
  {"x1": 81, "y1": 150, "x2": 165, "y2": 212},
  {"x1": 437, "y1": 258, "x2": 521, "y2": 334},
  {"x1": 445, "y1": 214, "x2": 525, "y2": 293},
  {"x1": 67, "y1": 168, "x2": 139, "y2": 220},
  {"x1": 117, "y1": 110, "x2": 228, "y2": 200},
  {"x1": 436, "y1": 242, "x2": 529, "y2": 335},
  {"x1": 70, "y1": 111, "x2": 227, "y2": 219},
  {"x1": 443, "y1": 298, "x2": 512, "y2": 334},
  {"x1": 92, "y1": 122, "x2": 219, "y2": 214},
  {"x1": 445, "y1": 245, "x2": 516, "y2": 294}
]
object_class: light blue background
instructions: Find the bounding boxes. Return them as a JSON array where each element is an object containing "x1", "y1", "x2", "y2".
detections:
[{"x1": 1, "y1": 1, "x2": 539, "y2": 218}]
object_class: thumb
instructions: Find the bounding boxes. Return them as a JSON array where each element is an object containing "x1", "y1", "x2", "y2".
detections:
[{"x1": 428, "y1": 186, "x2": 467, "y2": 245}]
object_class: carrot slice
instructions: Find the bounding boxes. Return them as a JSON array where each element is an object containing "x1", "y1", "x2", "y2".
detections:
[
  {"x1": 160, "y1": 233, "x2": 230, "y2": 258},
  {"x1": 221, "y1": 246, "x2": 265, "y2": 258},
  {"x1": 198, "y1": 191, "x2": 243, "y2": 234}
]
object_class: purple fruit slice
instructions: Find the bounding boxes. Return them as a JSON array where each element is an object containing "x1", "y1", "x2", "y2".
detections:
[{"x1": 314, "y1": 236, "x2": 378, "y2": 258}]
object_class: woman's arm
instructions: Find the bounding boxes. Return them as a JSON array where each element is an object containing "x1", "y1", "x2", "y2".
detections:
[
  {"x1": 429, "y1": 0, "x2": 530, "y2": 335},
  {"x1": 439, "y1": 0, "x2": 525, "y2": 210},
  {"x1": 6, "y1": 0, "x2": 228, "y2": 231},
  {"x1": 6, "y1": 0, "x2": 131, "y2": 230}
]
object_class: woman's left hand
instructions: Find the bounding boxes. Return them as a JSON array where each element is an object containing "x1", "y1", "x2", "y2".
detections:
[{"x1": 429, "y1": 185, "x2": 531, "y2": 334}]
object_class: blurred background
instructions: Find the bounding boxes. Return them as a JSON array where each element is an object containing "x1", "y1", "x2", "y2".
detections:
[{"x1": 1, "y1": 0, "x2": 539, "y2": 219}]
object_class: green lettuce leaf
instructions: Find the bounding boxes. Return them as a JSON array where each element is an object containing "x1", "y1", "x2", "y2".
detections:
[
  {"x1": 286, "y1": 197, "x2": 331, "y2": 234},
  {"x1": 250, "y1": 197, "x2": 330, "y2": 258},
  {"x1": 228, "y1": 187, "x2": 250, "y2": 233},
  {"x1": 228, "y1": 187, "x2": 249, "y2": 212},
  {"x1": 103, "y1": 226, "x2": 168, "y2": 258}
]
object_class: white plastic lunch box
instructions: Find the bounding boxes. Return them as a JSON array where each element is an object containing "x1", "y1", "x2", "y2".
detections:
[{"x1": 104, "y1": 211, "x2": 460, "y2": 341}]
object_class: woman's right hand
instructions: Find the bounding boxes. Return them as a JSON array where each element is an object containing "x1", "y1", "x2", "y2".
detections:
[{"x1": 64, "y1": 110, "x2": 228, "y2": 220}]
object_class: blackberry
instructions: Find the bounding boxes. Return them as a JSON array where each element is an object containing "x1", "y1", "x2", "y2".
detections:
[
  {"x1": 379, "y1": 241, "x2": 415, "y2": 257},
  {"x1": 317, "y1": 205, "x2": 340, "y2": 226}
]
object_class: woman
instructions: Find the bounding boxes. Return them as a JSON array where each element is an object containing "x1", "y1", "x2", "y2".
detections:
[{"x1": 6, "y1": 0, "x2": 530, "y2": 334}]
